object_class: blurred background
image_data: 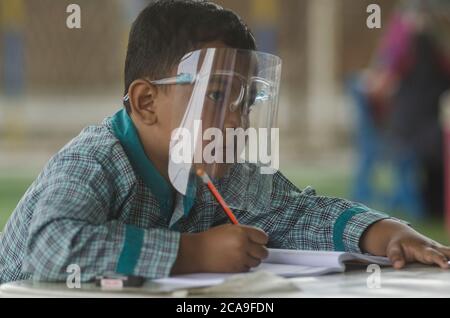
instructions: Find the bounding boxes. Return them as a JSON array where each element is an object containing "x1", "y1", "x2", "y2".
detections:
[{"x1": 0, "y1": 0, "x2": 449, "y2": 244}]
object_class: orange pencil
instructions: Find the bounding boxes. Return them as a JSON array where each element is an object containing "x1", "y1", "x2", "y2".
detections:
[{"x1": 196, "y1": 168, "x2": 239, "y2": 225}]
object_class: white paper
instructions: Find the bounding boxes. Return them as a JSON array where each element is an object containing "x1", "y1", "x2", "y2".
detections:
[{"x1": 153, "y1": 249, "x2": 391, "y2": 290}]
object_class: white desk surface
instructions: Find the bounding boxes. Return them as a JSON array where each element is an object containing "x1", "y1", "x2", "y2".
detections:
[{"x1": 1, "y1": 265, "x2": 450, "y2": 298}]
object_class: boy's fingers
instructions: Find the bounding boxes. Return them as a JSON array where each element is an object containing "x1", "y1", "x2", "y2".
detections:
[
  {"x1": 245, "y1": 254, "x2": 262, "y2": 269},
  {"x1": 239, "y1": 265, "x2": 251, "y2": 273},
  {"x1": 242, "y1": 226, "x2": 269, "y2": 245},
  {"x1": 387, "y1": 244, "x2": 406, "y2": 269},
  {"x1": 247, "y1": 242, "x2": 269, "y2": 260},
  {"x1": 421, "y1": 248, "x2": 449, "y2": 269},
  {"x1": 436, "y1": 246, "x2": 450, "y2": 259}
]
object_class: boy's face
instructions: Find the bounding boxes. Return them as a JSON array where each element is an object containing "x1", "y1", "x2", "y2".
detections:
[{"x1": 128, "y1": 41, "x2": 251, "y2": 178}]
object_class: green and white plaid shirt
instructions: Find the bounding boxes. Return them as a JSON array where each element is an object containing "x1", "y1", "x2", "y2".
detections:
[{"x1": 0, "y1": 109, "x2": 391, "y2": 284}]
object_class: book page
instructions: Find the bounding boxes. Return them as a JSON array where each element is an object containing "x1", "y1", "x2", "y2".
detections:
[
  {"x1": 254, "y1": 263, "x2": 342, "y2": 277},
  {"x1": 265, "y1": 249, "x2": 345, "y2": 268},
  {"x1": 265, "y1": 249, "x2": 391, "y2": 268},
  {"x1": 153, "y1": 250, "x2": 391, "y2": 290},
  {"x1": 342, "y1": 253, "x2": 391, "y2": 266}
]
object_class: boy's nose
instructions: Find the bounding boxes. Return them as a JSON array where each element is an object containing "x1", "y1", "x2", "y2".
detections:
[{"x1": 223, "y1": 108, "x2": 243, "y2": 130}]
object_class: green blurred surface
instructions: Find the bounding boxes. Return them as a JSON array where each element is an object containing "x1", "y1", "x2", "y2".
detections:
[{"x1": 0, "y1": 167, "x2": 448, "y2": 245}]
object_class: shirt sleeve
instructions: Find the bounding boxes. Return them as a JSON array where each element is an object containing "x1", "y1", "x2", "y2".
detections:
[
  {"x1": 234, "y1": 172, "x2": 391, "y2": 253},
  {"x1": 22, "y1": 154, "x2": 180, "y2": 282}
]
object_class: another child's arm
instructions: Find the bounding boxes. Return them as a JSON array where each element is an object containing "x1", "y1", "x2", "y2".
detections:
[{"x1": 360, "y1": 219, "x2": 450, "y2": 269}]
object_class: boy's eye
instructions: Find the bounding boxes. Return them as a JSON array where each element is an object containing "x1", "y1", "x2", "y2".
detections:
[{"x1": 207, "y1": 90, "x2": 226, "y2": 104}]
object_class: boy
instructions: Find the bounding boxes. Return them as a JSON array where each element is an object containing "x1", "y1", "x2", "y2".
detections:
[{"x1": 0, "y1": 0, "x2": 449, "y2": 284}]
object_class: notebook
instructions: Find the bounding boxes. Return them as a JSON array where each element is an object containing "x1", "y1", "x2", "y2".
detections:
[
  {"x1": 257, "y1": 248, "x2": 391, "y2": 277},
  {"x1": 154, "y1": 249, "x2": 391, "y2": 290}
]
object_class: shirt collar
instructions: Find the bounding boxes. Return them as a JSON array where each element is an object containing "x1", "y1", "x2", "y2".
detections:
[{"x1": 110, "y1": 109, "x2": 195, "y2": 217}]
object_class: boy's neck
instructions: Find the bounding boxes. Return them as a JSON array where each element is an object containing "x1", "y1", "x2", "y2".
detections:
[
  {"x1": 144, "y1": 148, "x2": 170, "y2": 183},
  {"x1": 130, "y1": 115, "x2": 171, "y2": 184}
]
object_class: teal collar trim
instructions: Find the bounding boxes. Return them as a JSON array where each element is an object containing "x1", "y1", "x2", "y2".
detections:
[
  {"x1": 110, "y1": 109, "x2": 174, "y2": 216},
  {"x1": 183, "y1": 172, "x2": 197, "y2": 217}
]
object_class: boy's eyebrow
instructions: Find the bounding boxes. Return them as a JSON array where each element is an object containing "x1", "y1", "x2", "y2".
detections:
[
  {"x1": 206, "y1": 74, "x2": 246, "y2": 93},
  {"x1": 208, "y1": 71, "x2": 248, "y2": 83}
]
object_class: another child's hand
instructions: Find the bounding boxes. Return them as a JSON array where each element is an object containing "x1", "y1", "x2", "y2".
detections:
[
  {"x1": 172, "y1": 224, "x2": 269, "y2": 275},
  {"x1": 360, "y1": 219, "x2": 450, "y2": 269}
]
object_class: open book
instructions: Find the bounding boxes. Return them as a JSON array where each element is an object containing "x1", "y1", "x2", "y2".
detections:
[
  {"x1": 154, "y1": 249, "x2": 391, "y2": 291},
  {"x1": 257, "y1": 248, "x2": 391, "y2": 277}
]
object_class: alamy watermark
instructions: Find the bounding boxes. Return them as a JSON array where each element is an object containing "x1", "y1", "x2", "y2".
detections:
[
  {"x1": 366, "y1": 264, "x2": 382, "y2": 289},
  {"x1": 367, "y1": 4, "x2": 382, "y2": 29},
  {"x1": 170, "y1": 121, "x2": 279, "y2": 174},
  {"x1": 66, "y1": 4, "x2": 81, "y2": 29},
  {"x1": 66, "y1": 264, "x2": 81, "y2": 289}
]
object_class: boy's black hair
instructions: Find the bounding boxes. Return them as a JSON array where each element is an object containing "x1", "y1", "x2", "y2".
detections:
[{"x1": 123, "y1": 0, "x2": 257, "y2": 112}]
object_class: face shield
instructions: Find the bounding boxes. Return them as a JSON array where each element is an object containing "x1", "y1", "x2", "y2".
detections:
[{"x1": 165, "y1": 48, "x2": 282, "y2": 212}]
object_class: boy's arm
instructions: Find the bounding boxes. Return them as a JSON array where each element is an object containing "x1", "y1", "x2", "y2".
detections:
[
  {"x1": 234, "y1": 172, "x2": 391, "y2": 253},
  {"x1": 360, "y1": 219, "x2": 450, "y2": 269},
  {"x1": 23, "y1": 156, "x2": 180, "y2": 282},
  {"x1": 223, "y1": 170, "x2": 450, "y2": 269}
]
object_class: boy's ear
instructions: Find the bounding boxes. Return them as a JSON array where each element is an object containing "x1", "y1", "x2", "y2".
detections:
[{"x1": 128, "y1": 79, "x2": 159, "y2": 125}]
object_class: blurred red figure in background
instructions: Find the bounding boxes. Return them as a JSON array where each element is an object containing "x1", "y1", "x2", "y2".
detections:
[{"x1": 366, "y1": 0, "x2": 450, "y2": 217}]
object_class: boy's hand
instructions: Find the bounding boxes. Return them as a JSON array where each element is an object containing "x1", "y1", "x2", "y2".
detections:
[
  {"x1": 360, "y1": 219, "x2": 450, "y2": 269},
  {"x1": 172, "y1": 224, "x2": 269, "y2": 275}
]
